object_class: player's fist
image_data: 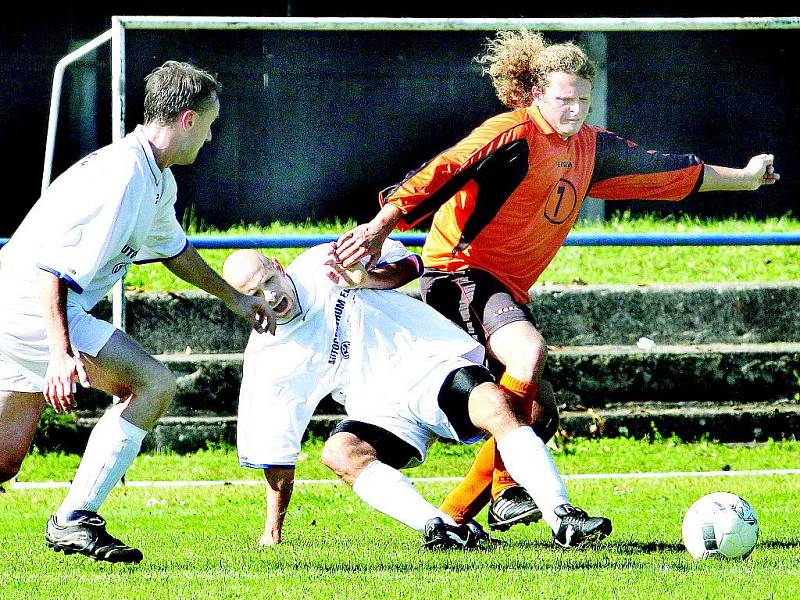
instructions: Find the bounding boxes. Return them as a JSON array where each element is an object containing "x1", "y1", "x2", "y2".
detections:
[{"x1": 743, "y1": 154, "x2": 780, "y2": 189}]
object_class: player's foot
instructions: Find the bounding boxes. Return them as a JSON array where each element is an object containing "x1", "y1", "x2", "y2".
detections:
[
  {"x1": 421, "y1": 517, "x2": 480, "y2": 551},
  {"x1": 552, "y1": 504, "x2": 612, "y2": 549},
  {"x1": 487, "y1": 485, "x2": 543, "y2": 531},
  {"x1": 45, "y1": 513, "x2": 143, "y2": 563},
  {"x1": 464, "y1": 519, "x2": 495, "y2": 548}
]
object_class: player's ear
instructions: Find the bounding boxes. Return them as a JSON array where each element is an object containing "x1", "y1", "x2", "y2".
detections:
[
  {"x1": 271, "y1": 258, "x2": 285, "y2": 275},
  {"x1": 178, "y1": 109, "x2": 194, "y2": 131}
]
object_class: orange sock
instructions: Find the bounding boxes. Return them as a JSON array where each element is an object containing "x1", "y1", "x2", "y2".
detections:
[
  {"x1": 491, "y1": 373, "x2": 538, "y2": 499},
  {"x1": 439, "y1": 439, "x2": 494, "y2": 524}
]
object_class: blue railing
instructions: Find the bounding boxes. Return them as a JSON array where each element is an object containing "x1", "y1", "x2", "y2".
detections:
[{"x1": 3, "y1": 232, "x2": 800, "y2": 250}]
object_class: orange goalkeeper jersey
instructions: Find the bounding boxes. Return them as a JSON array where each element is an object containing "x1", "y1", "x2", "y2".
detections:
[{"x1": 381, "y1": 106, "x2": 704, "y2": 303}]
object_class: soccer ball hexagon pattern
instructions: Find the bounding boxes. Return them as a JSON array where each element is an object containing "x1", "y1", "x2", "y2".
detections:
[{"x1": 682, "y1": 492, "x2": 759, "y2": 560}]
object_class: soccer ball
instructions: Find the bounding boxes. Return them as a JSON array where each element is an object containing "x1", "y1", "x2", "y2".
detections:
[{"x1": 682, "y1": 492, "x2": 759, "y2": 560}]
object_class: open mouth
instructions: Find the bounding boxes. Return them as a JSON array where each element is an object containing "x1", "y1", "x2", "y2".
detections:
[{"x1": 272, "y1": 296, "x2": 290, "y2": 317}]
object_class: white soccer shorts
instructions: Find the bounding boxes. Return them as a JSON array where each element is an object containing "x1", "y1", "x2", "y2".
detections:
[{"x1": 0, "y1": 306, "x2": 116, "y2": 392}]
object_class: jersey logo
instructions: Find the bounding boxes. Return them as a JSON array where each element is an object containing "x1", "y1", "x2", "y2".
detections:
[
  {"x1": 121, "y1": 244, "x2": 139, "y2": 260},
  {"x1": 558, "y1": 160, "x2": 573, "y2": 168},
  {"x1": 327, "y1": 289, "x2": 351, "y2": 364},
  {"x1": 544, "y1": 179, "x2": 578, "y2": 225}
]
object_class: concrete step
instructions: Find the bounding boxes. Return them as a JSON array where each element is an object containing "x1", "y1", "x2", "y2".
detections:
[
  {"x1": 91, "y1": 282, "x2": 800, "y2": 354},
  {"x1": 63, "y1": 400, "x2": 800, "y2": 454},
  {"x1": 53, "y1": 282, "x2": 800, "y2": 452},
  {"x1": 545, "y1": 342, "x2": 800, "y2": 407},
  {"x1": 74, "y1": 343, "x2": 800, "y2": 418},
  {"x1": 528, "y1": 282, "x2": 800, "y2": 346}
]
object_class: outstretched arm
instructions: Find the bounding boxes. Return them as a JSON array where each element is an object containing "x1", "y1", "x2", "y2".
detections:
[
  {"x1": 163, "y1": 244, "x2": 276, "y2": 334},
  {"x1": 259, "y1": 467, "x2": 295, "y2": 546},
  {"x1": 699, "y1": 154, "x2": 779, "y2": 192}
]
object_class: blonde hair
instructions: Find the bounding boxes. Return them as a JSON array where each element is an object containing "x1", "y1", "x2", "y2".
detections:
[{"x1": 477, "y1": 30, "x2": 596, "y2": 109}]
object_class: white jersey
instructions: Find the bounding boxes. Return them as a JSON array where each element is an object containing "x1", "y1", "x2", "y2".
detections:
[
  {"x1": 237, "y1": 241, "x2": 486, "y2": 469},
  {"x1": 0, "y1": 126, "x2": 187, "y2": 366}
]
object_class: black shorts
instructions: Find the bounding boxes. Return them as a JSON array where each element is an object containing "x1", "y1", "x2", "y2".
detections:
[
  {"x1": 330, "y1": 420, "x2": 422, "y2": 470},
  {"x1": 437, "y1": 364, "x2": 495, "y2": 444},
  {"x1": 420, "y1": 268, "x2": 535, "y2": 375}
]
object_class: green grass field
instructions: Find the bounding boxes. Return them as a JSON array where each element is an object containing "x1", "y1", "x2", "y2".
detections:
[
  {"x1": 3, "y1": 438, "x2": 800, "y2": 599},
  {"x1": 5, "y1": 215, "x2": 799, "y2": 597},
  {"x1": 125, "y1": 213, "x2": 800, "y2": 292}
]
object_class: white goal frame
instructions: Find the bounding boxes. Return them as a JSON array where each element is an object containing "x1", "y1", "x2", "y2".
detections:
[{"x1": 44, "y1": 16, "x2": 800, "y2": 331}]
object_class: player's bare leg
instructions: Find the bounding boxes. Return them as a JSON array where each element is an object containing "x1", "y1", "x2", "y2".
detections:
[
  {"x1": 486, "y1": 321, "x2": 550, "y2": 527},
  {"x1": 45, "y1": 329, "x2": 176, "y2": 563},
  {"x1": 322, "y1": 431, "x2": 487, "y2": 550},
  {"x1": 0, "y1": 391, "x2": 45, "y2": 484},
  {"x1": 467, "y1": 382, "x2": 611, "y2": 548}
]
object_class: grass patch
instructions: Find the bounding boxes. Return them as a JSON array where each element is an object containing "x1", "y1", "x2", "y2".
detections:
[
  {"x1": 3, "y1": 439, "x2": 800, "y2": 599},
  {"x1": 125, "y1": 213, "x2": 800, "y2": 292}
]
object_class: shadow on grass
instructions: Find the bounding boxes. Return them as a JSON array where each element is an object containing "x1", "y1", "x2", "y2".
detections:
[
  {"x1": 608, "y1": 541, "x2": 685, "y2": 553},
  {"x1": 758, "y1": 540, "x2": 800, "y2": 550},
  {"x1": 490, "y1": 538, "x2": 685, "y2": 554}
]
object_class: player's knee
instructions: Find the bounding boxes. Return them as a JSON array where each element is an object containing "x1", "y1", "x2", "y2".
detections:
[
  {"x1": 504, "y1": 335, "x2": 548, "y2": 381},
  {"x1": 322, "y1": 433, "x2": 376, "y2": 483},
  {"x1": 141, "y1": 367, "x2": 177, "y2": 415},
  {"x1": 530, "y1": 380, "x2": 560, "y2": 442},
  {"x1": 320, "y1": 435, "x2": 350, "y2": 477},
  {"x1": 468, "y1": 383, "x2": 520, "y2": 436}
]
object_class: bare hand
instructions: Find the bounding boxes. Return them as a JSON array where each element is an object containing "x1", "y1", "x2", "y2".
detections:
[
  {"x1": 235, "y1": 294, "x2": 277, "y2": 335},
  {"x1": 324, "y1": 250, "x2": 369, "y2": 288},
  {"x1": 333, "y1": 224, "x2": 386, "y2": 270},
  {"x1": 743, "y1": 154, "x2": 780, "y2": 189},
  {"x1": 43, "y1": 353, "x2": 91, "y2": 413}
]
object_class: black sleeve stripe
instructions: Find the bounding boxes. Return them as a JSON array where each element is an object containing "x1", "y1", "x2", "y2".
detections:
[
  {"x1": 454, "y1": 139, "x2": 529, "y2": 252},
  {"x1": 384, "y1": 140, "x2": 530, "y2": 234},
  {"x1": 591, "y1": 130, "x2": 701, "y2": 187}
]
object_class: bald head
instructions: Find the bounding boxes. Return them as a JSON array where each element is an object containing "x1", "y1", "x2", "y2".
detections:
[{"x1": 223, "y1": 249, "x2": 275, "y2": 295}]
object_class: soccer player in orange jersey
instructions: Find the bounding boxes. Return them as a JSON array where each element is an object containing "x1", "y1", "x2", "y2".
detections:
[{"x1": 333, "y1": 30, "x2": 779, "y2": 532}]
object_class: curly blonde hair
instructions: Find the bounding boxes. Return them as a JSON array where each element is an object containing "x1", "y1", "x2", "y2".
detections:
[{"x1": 477, "y1": 30, "x2": 596, "y2": 109}]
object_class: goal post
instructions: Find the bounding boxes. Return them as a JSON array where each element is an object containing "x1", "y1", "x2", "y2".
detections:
[{"x1": 42, "y1": 16, "x2": 800, "y2": 331}]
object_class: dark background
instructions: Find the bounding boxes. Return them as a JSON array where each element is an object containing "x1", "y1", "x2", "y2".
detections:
[{"x1": 1, "y1": 4, "x2": 797, "y2": 236}]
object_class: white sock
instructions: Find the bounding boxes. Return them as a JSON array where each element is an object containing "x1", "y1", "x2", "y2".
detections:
[
  {"x1": 351, "y1": 460, "x2": 456, "y2": 532},
  {"x1": 495, "y1": 425, "x2": 570, "y2": 532},
  {"x1": 56, "y1": 411, "x2": 147, "y2": 521}
]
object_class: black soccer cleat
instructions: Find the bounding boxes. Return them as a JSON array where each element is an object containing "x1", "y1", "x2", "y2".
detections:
[
  {"x1": 487, "y1": 486, "x2": 543, "y2": 531},
  {"x1": 421, "y1": 517, "x2": 482, "y2": 551},
  {"x1": 464, "y1": 519, "x2": 495, "y2": 548},
  {"x1": 45, "y1": 513, "x2": 143, "y2": 564},
  {"x1": 552, "y1": 504, "x2": 612, "y2": 549}
]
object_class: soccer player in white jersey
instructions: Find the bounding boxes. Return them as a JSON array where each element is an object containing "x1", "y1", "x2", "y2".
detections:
[
  {"x1": 223, "y1": 240, "x2": 611, "y2": 550},
  {"x1": 0, "y1": 61, "x2": 275, "y2": 563}
]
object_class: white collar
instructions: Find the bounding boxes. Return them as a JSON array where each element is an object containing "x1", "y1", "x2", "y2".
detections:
[{"x1": 131, "y1": 125, "x2": 163, "y2": 186}]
